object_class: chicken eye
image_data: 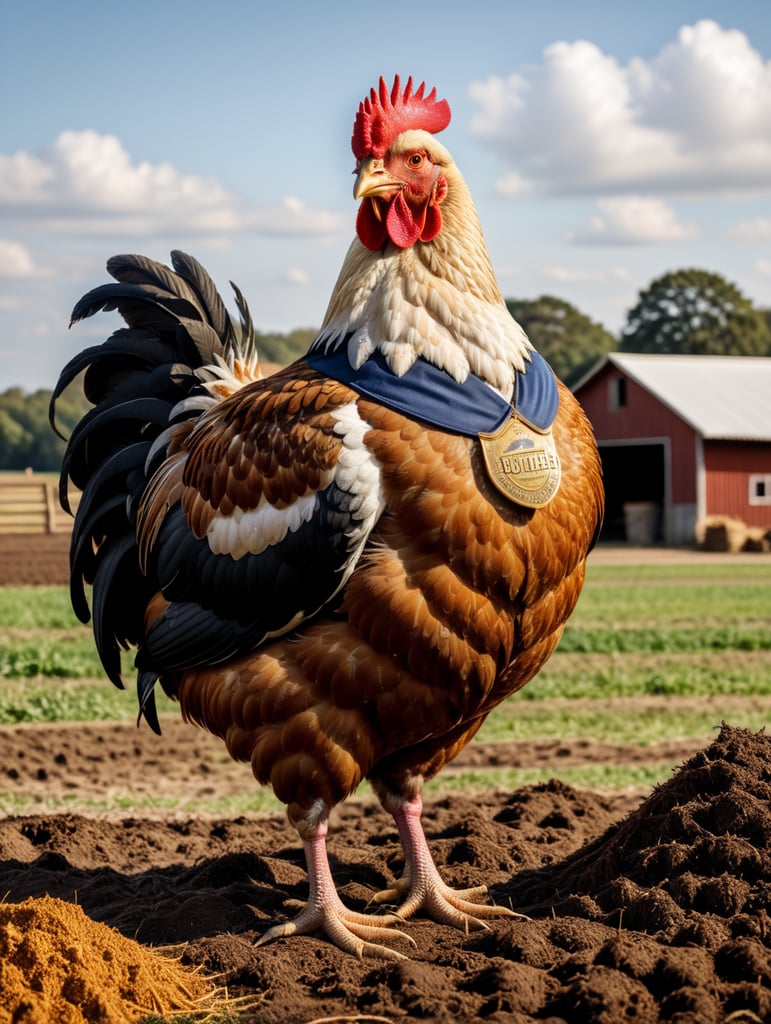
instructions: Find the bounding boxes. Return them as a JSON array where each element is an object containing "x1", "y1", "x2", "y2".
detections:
[{"x1": 408, "y1": 153, "x2": 424, "y2": 168}]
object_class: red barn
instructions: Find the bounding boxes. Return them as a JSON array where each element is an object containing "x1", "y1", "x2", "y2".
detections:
[{"x1": 572, "y1": 354, "x2": 771, "y2": 545}]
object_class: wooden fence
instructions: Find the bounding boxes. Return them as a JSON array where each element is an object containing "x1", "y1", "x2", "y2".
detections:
[{"x1": 0, "y1": 476, "x2": 78, "y2": 534}]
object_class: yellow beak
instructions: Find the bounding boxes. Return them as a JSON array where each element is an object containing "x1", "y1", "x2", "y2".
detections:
[{"x1": 353, "y1": 156, "x2": 401, "y2": 201}]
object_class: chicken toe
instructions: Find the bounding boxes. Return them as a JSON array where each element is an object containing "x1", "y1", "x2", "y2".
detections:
[
  {"x1": 384, "y1": 796, "x2": 522, "y2": 931},
  {"x1": 256, "y1": 825, "x2": 414, "y2": 960}
]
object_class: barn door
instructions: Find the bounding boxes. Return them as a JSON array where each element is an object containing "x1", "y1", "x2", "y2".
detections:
[{"x1": 598, "y1": 441, "x2": 667, "y2": 544}]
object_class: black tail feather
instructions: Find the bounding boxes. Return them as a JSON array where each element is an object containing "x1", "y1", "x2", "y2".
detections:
[
  {"x1": 52, "y1": 251, "x2": 255, "y2": 725},
  {"x1": 137, "y1": 670, "x2": 162, "y2": 735},
  {"x1": 61, "y1": 397, "x2": 172, "y2": 499},
  {"x1": 230, "y1": 279, "x2": 257, "y2": 365},
  {"x1": 169, "y1": 250, "x2": 235, "y2": 347},
  {"x1": 69, "y1": 492, "x2": 127, "y2": 623},
  {"x1": 90, "y1": 531, "x2": 137, "y2": 688}
]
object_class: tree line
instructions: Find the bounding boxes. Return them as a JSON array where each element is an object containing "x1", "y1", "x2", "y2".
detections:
[{"x1": 2, "y1": 268, "x2": 770, "y2": 472}]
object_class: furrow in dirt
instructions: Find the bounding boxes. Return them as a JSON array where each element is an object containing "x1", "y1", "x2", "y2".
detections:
[{"x1": 1, "y1": 712, "x2": 736, "y2": 815}]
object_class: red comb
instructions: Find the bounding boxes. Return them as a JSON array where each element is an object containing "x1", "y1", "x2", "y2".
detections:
[{"x1": 352, "y1": 75, "x2": 451, "y2": 160}]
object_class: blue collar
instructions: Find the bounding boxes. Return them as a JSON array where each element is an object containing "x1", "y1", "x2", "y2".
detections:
[{"x1": 305, "y1": 347, "x2": 559, "y2": 436}]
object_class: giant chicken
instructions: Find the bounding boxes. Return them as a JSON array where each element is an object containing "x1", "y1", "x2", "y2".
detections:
[{"x1": 52, "y1": 76, "x2": 603, "y2": 959}]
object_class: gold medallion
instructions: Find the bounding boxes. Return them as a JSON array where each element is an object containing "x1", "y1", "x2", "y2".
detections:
[{"x1": 479, "y1": 416, "x2": 561, "y2": 509}]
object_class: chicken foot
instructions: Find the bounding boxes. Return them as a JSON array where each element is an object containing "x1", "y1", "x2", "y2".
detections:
[
  {"x1": 255, "y1": 820, "x2": 413, "y2": 960},
  {"x1": 374, "y1": 795, "x2": 522, "y2": 931}
]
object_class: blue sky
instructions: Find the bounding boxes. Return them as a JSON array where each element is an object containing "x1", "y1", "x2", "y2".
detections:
[{"x1": 1, "y1": 1, "x2": 770, "y2": 389}]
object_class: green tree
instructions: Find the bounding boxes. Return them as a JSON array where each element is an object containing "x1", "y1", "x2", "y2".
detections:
[
  {"x1": 621, "y1": 269, "x2": 771, "y2": 356},
  {"x1": 254, "y1": 327, "x2": 318, "y2": 366},
  {"x1": 0, "y1": 384, "x2": 89, "y2": 472},
  {"x1": 505, "y1": 296, "x2": 615, "y2": 386}
]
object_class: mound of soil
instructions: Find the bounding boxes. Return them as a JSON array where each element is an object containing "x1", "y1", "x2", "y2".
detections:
[
  {"x1": 0, "y1": 723, "x2": 768, "y2": 1022},
  {"x1": 494, "y1": 722, "x2": 771, "y2": 1023}
]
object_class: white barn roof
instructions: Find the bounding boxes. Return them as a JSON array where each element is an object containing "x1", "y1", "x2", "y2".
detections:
[{"x1": 575, "y1": 353, "x2": 771, "y2": 441}]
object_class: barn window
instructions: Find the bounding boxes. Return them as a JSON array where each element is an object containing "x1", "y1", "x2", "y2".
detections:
[
  {"x1": 609, "y1": 377, "x2": 627, "y2": 410},
  {"x1": 749, "y1": 474, "x2": 771, "y2": 506}
]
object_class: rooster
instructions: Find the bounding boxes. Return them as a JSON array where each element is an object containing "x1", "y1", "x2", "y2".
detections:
[{"x1": 52, "y1": 75, "x2": 603, "y2": 960}]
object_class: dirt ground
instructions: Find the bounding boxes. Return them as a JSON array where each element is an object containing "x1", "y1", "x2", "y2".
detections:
[
  {"x1": 1, "y1": 533, "x2": 770, "y2": 1023},
  {"x1": 1, "y1": 531, "x2": 769, "y2": 588},
  {"x1": 0, "y1": 531, "x2": 73, "y2": 587}
]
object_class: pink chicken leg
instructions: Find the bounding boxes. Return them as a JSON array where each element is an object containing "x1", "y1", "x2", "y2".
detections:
[
  {"x1": 375, "y1": 795, "x2": 522, "y2": 930},
  {"x1": 256, "y1": 819, "x2": 413, "y2": 960}
]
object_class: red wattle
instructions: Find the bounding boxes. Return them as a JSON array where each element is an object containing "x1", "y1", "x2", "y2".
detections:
[
  {"x1": 385, "y1": 191, "x2": 422, "y2": 248},
  {"x1": 357, "y1": 190, "x2": 444, "y2": 250},
  {"x1": 357, "y1": 201, "x2": 388, "y2": 250},
  {"x1": 419, "y1": 203, "x2": 442, "y2": 242}
]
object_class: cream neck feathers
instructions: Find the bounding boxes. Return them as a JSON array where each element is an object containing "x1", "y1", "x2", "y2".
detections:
[{"x1": 314, "y1": 163, "x2": 532, "y2": 403}]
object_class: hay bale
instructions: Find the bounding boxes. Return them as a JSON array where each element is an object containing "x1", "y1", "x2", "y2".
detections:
[
  {"x1": 742, "y1": 526, "x2": 771, "y2": 553},
  {"x1": 698, "y1": 515, "x2": 748, "y2": 553},
  {"x1": 0, "y1": 896, "x2": 222, "y2": 1024}
]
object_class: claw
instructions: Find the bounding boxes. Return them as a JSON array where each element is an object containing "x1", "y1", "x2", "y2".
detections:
[
  {"x1": 395, "y1": 876, "x2": 516, "y2": 931},
  {"x1": 256, "y1": 899, "x2": 413, "y2": 960},
  {"x1": 369, "y1": 875, "x2": 410, "y2": 907},
  {"x1": 385, "y1": 795, "x2": 528, "y2": 932},
  {"x1": 255, "y1": 823, "x2": 415, "y2": 960}
]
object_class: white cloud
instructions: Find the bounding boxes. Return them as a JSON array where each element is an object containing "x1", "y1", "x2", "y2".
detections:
[
  {"x1": 253, "y1": 197, "x2": 342, "y2": 238},
  {"x1": 571, "y1": 196, "x2": 699, "y2": 245},
  {"x1": 0, "y1": 239, "x2": 50, "y2": 278},
  {"x1": 727, "y1": 217, "x2": 771, "y2": 241},
  {"x1": 495, "y1": 173, "x2": 533, "y2": 198},
  {"x1": 283, "y1": 267, "x2": 311, "y2": 286},
  {"x1": 0, "y1": 131, "x2": 345, "y2": 239},
  {"x1": 470, "y1": 21, "x2": 771, "y2": 197},
  {"x1": 755, "y1": 259, "x2": 771, "y2": 276}
]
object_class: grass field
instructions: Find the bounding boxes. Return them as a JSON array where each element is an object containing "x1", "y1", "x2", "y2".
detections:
[{"x1": 1, "y1": 559, "x2": 769, "y2": 808}]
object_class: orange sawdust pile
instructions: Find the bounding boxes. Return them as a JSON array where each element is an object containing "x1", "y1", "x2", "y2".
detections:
[{"x1": 0, "y1": 895, "x2": 218, "y2": 1024}]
